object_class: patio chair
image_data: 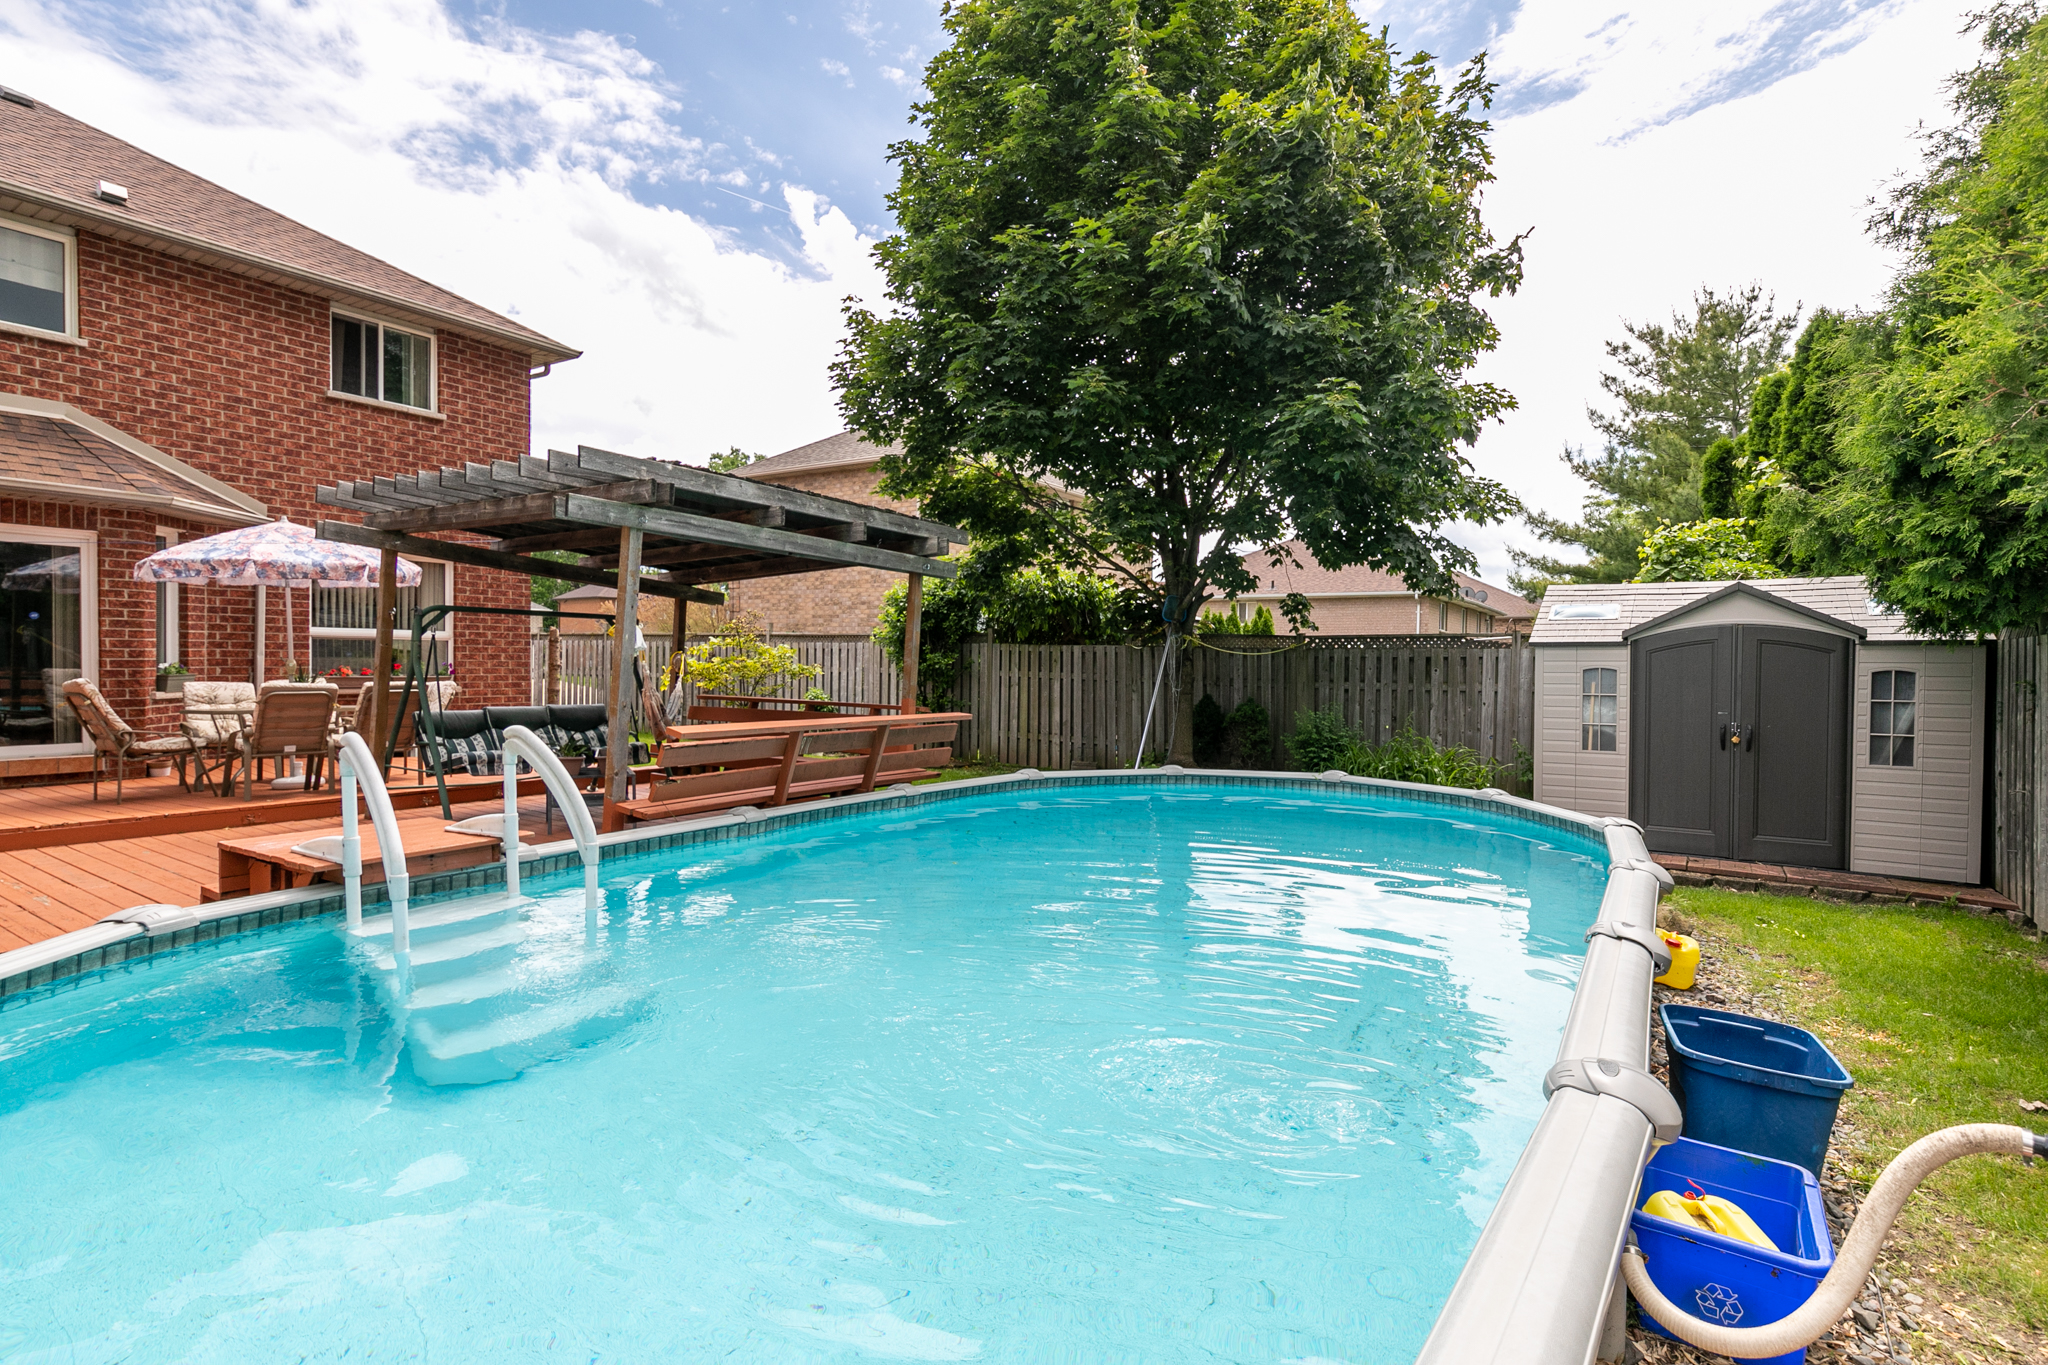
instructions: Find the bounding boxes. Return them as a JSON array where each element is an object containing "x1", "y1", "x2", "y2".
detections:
[
  {"x1": 232, "y1": 681, "x2": 338, "y2": 799},
  {"x1": 182, "y1": 681, "x2": 256, "y2": 795},
  {"x1": 60, "y1": 678, "x2": 201, "y2": 803}
]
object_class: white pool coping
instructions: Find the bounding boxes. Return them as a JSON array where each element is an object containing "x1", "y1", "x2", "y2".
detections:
[{"x1": 0, "y1": 766, "x2": 1670, "y2": 1365}]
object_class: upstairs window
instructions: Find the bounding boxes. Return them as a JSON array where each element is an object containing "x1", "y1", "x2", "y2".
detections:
[
  {"x1": 331, "y1": 312, "x2": 434, "y2": 410},
  {"x1": 0, "y1": 219, "x2": 73, "y2": 336},
  {"x1": 1581, "y1": 667, "x2": 1617, "y2": 752},
  {"x1": 1870, "y1": 670, "x2": 1916, "y2": 767}
]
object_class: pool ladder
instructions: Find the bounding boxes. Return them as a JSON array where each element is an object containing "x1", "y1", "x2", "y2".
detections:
[{"x1": 338, "y1": 725, "x2": 602, "y2": 1002}]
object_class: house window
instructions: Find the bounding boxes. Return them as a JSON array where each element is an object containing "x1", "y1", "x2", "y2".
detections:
[
  {"x1": 154, "y1": 532, "x2": 180, "y2": 671},
  {"x1": 330, "y1": 312, "x2": 435, "y2": 410},
  {"x1": 1581, "y1": 668, "x2": 1618, "y2": 752},
  {"x1": 0, "y1": 218, "x2": 74, "y2": 336},
  {"x1": 0, "y1": 527, "x2": 94, "y2": 752},
  {"x1": 1870, "y1": 670, "x2": 1916, "y2": 767},
  {"x1": 311, "y1": 561, "x2": 451, "y2": 676},
  {"x1": 1438, "y1": 601, "x2": 1449, "y2": 632}
]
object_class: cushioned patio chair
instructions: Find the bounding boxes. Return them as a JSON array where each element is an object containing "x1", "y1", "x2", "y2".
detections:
[
  {"x1": 232, "y1": 681, "x2": 338, "y2": 799},
  {"x1": 182, "y1": 680, "x2": 256, "y2": 796},
  {"x1": 60, "y1": 678, "x2": 201, "y2": 803}
]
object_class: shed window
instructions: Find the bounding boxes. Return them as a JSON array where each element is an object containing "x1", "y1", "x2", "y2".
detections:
[
  {"x1": 1870, "y1": 670, "x2": 1916, "y2": 767},
  {"x1": 1581, "y1": 668, "x2": 1617, "y2": 752}
]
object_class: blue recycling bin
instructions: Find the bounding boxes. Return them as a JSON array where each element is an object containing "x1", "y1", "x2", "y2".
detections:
[
  {"x1": 1662, "y1": 1004, "x2": 1853, "y2": 1176},
  {"x1": 1632, "y1": 1137, "x2": 1836, "y2": 1365}
]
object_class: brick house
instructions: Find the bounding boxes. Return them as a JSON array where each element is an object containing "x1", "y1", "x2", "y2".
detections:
[
  {"x1": 724, "y1": 432, "x2": 919, "y2": 636},
  {"x1": 1232, "y1": 541, "x2": 1536, "y2": 637},
  {"x1": 0, "y1": 91, "x2": 577, "y2": 781}
]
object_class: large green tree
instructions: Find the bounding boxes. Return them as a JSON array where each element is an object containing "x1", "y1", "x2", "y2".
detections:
[
  {"x1": 833, "y1": 0, "x2": 1523, "y2": 761},
  {"x1": 1513, "y1": 286, "x2": 1797, "y2": 590},
  {"x1": 1804, "y1": 5, "x2": 2048, "y2": 635}
]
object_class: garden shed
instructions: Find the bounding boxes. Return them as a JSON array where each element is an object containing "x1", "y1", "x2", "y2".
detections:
[{"x1": 1531, "y1": 576, "x2": 1988, "y2": 884}]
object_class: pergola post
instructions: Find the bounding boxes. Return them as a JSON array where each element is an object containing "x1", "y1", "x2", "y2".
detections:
[
  {"x1": 604, "y1": 526, "x2": 645, "y2": 823},
  {"x1": 901, "y1": 572, "x2": 923, "y2": 715},
  {"x1": 545, "y1": 625, "x2": 562, "y2": 705},
  {"x1": 370, "y1": 545, "x2": 398, "y2": 774}
]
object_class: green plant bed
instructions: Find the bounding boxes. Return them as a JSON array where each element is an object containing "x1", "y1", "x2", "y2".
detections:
[{"x1": 1664, "y1": 887, "x2": 2048, "y2": 1334}]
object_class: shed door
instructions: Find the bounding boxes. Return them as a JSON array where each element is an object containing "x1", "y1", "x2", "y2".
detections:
[
  {"x1": 1629, "y1": 627, "x2": 1733, "y2": 856},
  {"x1": 1629, "y1": 623, "x2": 1851, "y2": 868},
  {"x1": 1734, "y1": 627, "x2": 1850, "y2": 867}
]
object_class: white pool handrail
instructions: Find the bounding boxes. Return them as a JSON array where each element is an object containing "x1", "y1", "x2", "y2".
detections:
[
  {"x1": 336, "y1": 730, "x2": 410, "y2": 955},
  {"x1": 499, "y1": 724, "x2": 601, "y2": 913}
]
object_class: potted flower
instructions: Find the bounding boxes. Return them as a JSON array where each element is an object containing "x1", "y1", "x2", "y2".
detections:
[{"x1": 156, "y1": 661, "x2": 190, "y2": 695}]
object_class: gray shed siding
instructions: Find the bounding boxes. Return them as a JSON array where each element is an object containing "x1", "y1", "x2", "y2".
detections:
[
  {"x1": 1534, "y1": 645, "x2": 1629, "y2": 818},
  {"x1": 1851, "y1": 643, "x2": 1985, "y2": 883}
]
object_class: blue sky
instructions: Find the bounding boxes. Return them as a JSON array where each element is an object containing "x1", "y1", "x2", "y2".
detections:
[{"x1": 0, "y1": 0, "x2": 1983, "y2": 584}]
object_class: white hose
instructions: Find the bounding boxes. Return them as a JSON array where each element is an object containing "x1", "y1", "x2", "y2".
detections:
[{"x1": 1623, "y1": 1123, "x2": 2044, "y2": 1357}]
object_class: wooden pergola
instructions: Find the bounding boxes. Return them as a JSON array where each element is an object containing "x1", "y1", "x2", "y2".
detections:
[{"x1": 314, "y1": 444, "x2": 963, "y2": 807}]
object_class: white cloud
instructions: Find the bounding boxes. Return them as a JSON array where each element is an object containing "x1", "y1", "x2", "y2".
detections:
[
  {"x1": 880, "y1": 65, "x2": 911, "y2": 87},
  {"x1": 1446, "y1": 0, "x2": 1979, "y2": 586},
  {"x1": 0, "y1": 0, "x2": 886, "y2": 465},
  {"x1": 821, "y1": 57, "x2": 854, "y2": 85}
]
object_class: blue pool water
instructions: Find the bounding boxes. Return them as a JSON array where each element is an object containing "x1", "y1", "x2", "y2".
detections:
[{"x1": 0, "y1": 783, "x2": 1605, "y2": 1363}]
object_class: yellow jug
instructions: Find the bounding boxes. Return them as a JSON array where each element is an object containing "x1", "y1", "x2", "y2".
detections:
[
  {"x1": 1655, "y1": 932, "x2": 1701, "y2": 990},
  {"x1": 1641, "y1": 1187, "x2": 1778, "y2": 1251}
]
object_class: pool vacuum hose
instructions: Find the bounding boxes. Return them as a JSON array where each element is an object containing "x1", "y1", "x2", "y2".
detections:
[{"x1": 1622, "y1": 1123, "x2": 2045, "y2": 1358}]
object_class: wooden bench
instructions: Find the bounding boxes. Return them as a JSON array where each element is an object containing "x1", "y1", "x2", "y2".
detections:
[
  {"x1": 206, "y1": 813, "x2": 504, "y2": 900},
  {"x1": 614, "y1": 714, "x2": 967, "y2": 827}
]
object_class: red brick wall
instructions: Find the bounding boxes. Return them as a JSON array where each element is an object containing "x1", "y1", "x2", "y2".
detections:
[
  {"x1": 0, "y1": 229, "x2": 536, "y2": 743},
  {"x1": 725, "y1": 463, "x2": 911, "y2": 636}
]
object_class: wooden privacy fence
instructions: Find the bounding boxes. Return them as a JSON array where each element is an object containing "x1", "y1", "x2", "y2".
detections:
[
  {"x1": 952, "y1": 636, "x2": 1534, "y2": 772},
  {"x1": 531, "y1": 633, "x2": 902, "y2": 717},
  {"x1": 1995, "y1": 628, "x2": 2047, "y2": 929}
]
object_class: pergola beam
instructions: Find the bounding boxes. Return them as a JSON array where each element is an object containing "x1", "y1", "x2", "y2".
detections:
[
  {"x1": 362, "y1": 481, "x2": 673, "y2": 535},
  {"x1": 316, "y1": 520, "x2": 725, "y2": 605},
  {"x1": 565, "y1": 445, "x2": 965, "y2": 546},
  {"x1": 562, "y1": 495, "x2": 959, "y2": 578}
]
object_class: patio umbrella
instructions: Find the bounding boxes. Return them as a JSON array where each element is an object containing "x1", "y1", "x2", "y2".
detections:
[{"x1": 133, "y1": 517, "x2": 420, "y2": 680}]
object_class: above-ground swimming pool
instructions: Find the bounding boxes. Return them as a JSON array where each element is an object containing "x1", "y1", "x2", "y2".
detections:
[{"x1": 0, "y1": 781, "x2": 1610, "y2": 1363}]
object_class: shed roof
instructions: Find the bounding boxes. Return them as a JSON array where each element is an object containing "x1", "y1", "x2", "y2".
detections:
[
  {"x1": 0, "y1": 92, "x2": 578, "y2": 365},
  {"x1": 0, "y1": 392, "x2": 267, "y2": 524},
  {"x1": 1529, "y1": 576, "x2": 1934, "y2": 645}
]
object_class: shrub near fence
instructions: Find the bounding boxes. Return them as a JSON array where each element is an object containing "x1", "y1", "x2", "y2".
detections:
[{"x1": 953, "y1": 635, "x2": 1533, "y2": 772}]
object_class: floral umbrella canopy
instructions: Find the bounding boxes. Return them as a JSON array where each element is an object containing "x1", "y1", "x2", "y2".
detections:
[{"x1": 133, "y1": 517, "x2": 420, "y2": 677}]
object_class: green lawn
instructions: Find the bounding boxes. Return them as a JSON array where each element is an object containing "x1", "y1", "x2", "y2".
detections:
[
  {"x1": 914, "y1": 759, "x2": 1021, "y2": 784},
  {"x1": 1664, "y1": 887, "x2": 2048, "y2": 1331}
]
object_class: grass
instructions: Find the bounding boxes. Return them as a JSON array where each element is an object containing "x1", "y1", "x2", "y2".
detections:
[
  {"x1": 1664, "y1": 886, "x2": 2048, "y2": 1331},
  {"x1": 913, "y1": 758, "x2": 1020, "y2": 785}
]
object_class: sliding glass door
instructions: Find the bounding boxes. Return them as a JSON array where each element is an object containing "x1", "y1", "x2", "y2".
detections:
[{"x1": 0, "y1": 529, "x2": 95, "y2": 753}]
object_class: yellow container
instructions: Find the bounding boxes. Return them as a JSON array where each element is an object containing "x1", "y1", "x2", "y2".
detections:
[
  {"x1": 1641, "y1": 1188, "x2": 1778, "y2": 1251},
  {"x1": 1655, "y1": 932, "x2": 1700, "y2": 990}
]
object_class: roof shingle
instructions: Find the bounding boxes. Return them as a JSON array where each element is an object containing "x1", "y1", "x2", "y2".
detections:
[
  {"x1": 1529, "y1": 577, "x2": 1931, "y2": 644},
  {"x1": 0, "y1": 93, "x2": 577, "y2": 363},
  {"x1": 0, "y1": 394, "x2": 268, "y2": 524},
  {"x1": 1237, "y1": 541, "x2": 1536, "y2": 618}
]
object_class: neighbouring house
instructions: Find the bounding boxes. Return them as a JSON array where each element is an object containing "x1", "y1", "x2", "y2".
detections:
[
  {"x1": 723, "y1": 432, "x2": 921, "y2": 637},
  {"x1": 547, "y1": 582, "x2": 725, "y2": 638},
  {"x1": 1231, "y1": 543, "x2": 1537, "y2": 636},
  {"x1": 1531, "y1": 577, "x2": 1988, "y2": 885},
  {"x1": 0, "y1": 90, "x2": 576, "y2": 782}
]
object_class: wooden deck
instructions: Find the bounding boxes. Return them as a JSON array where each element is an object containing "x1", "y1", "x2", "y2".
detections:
[
  {"x1": 0, "y1": 769, "x2": 541, "y2": 851},
  {"x1": 0, "y1": 789, "x2": 569, "y2": 953},
  {"x1": 1658, "y1": 853, "x2": 2022, "y2": 913}
]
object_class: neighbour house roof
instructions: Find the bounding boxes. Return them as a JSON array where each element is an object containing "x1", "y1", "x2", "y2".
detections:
[
  {"x1": 0, "y1": 92, "x2": 579, "y2": 365},
  {"x1": 0, "y1": 392, "x2": 267, "y2": 524},
  {"x1": 742, "y1": 432, "x2": 900, "y2": 479},
  {"x1": 1235, "y1": 542, "x2": 1537, "y2": 619},
  {"x1": 1529, "y1": 576, "x2": 1938, "y2": 645}
]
